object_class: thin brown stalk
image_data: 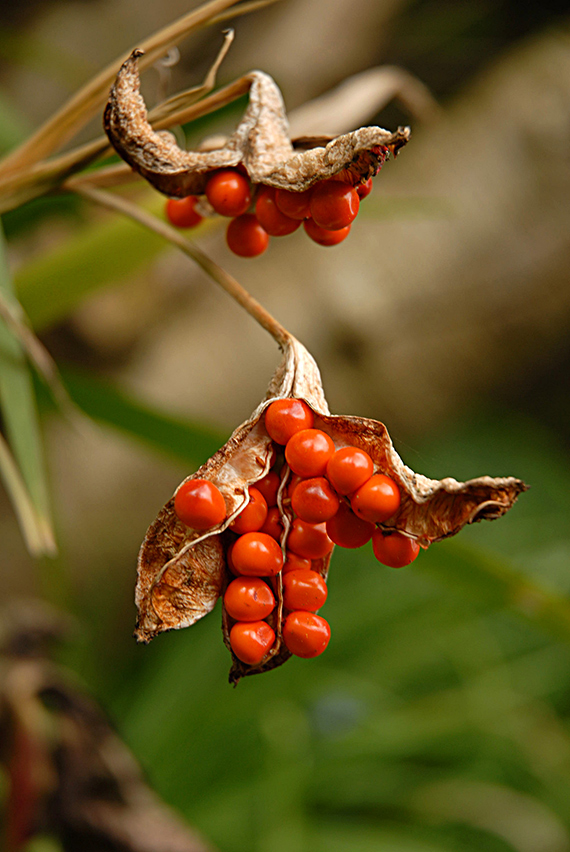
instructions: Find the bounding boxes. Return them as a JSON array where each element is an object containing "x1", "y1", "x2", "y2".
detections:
[{"x1": 72, "y1": 184, "x2": 291, "y2": 347}]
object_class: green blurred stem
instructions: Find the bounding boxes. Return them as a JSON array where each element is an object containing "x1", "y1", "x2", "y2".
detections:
[{"x1": 70, "y1": 186, "x2": 292, "y2": 348}]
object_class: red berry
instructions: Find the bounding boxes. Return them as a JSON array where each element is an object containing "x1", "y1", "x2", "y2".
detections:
[
  {"x1": 230, "y1": 620, "x2": 275, "y2": 664},
  {"x1": 285, "y1": 429, "x2": 335, "y2": 478},
  {"x1": 283, "y1": 611, "x2": 330, "y2": 658},
  {"x1": 260, "y1": 506, "x2": 283, "y2": 540},
  {"x1": 283, "y1": 569, "x2": 328, "y2": 612},
  {"x1": 282, "y1": 552, "x2": 313, "y2": 574},
  {"x1": 291, "y1": 477, "x2": 339, "y2": 523},
  {"x1": 231, "y1": 532, "x2": 283, "y2": 576},
  {"x1": 357, "y1": 178, "x2": 373, "y2": 199},
  {"x1": 255, "y1": 471, "x2": 281, "y2": 506},
  {"x1": 275, "y1": 187, "x2": 314, "y2": 220},
  {"x1": 265, "y1": 398, "x2": 314, "y2": 445},
  {"x1": 350, "y1": 474, "x2": 401, "y2": 523},
  {"x1": 255, "y1": 187, "x2": 301, "y2": 236},
  {"x1": 224, "y1": 577, "x2": 275, "y2": 621},
  {"x1": 165, "y1": 196, "x2": 203, "y2": 228},
  {"x1": 226, "y1": 214, "x2": 269, "y2": 257},
  {"x1": 310, "y1": 180, "x2": 360, "y2": 230},
  {"x1": 174, "y1": 479, "x2": 226, "y2": 530},
  {"x1": 326, "y1": 446, "x2": 374, "y2": 495},
  {"x1": 326, "y1": 501, "x2": 374, "y2": 549},
  {"x1": 230, "y1": 488, "x2": 268, "y2": 534},
  {"x1": 371, "y1": 529, "x2": 420, "y2": 568},
  {"x1": 287, "y1": 519, "x2": 334, "y2": 559},
  {"x1": 303, "y1": 218, "x2": 351, "y2": 246},
  {"x1": 206, "y1": 169, "x2": 251, "y2": 217}
]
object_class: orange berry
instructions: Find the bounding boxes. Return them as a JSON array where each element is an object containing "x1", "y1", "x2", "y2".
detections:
[
  {"x1": 371, "y1": 529, "x2": 420, "y2": 568},
  {"x1": 206, "y1": 169, "x2": 251, "y2": 217},
  {"x1": 285, "y1": 429, "x2": 335, "y2": 478},
  {"x1": 283, "y1": 611, "x2": 330, "y2": 658},
  {"x1": 310, "y1": 180, "x2": 359, "y2": 230},
  {"x1": 165, "y1": 196, "x2": 203, "y2": 228},
  {"x1": 230, "y1": 620, "x2": 275, "y2": 664},
  {"x1": 260, "y1": 506, "x2": 283, "y2": 540},
  {"x1": 255, "y1": 471, "x2": 281, "y2": 506},
  {"x1": 174, "y1": 479, "x2": 226, "y2": 530},
  {"x1": 224, "y1": 576, "x2": 275, "y2": 621},
  {"x1": 275, "y1": 187, "x2": 314, "y2": 220},
  {"x1": 230, "y1": 488, "x2": 268, "y2": 534},
  {"x1": 231, "y1": 532, "x2": 284, "y2": 576},
  {"x1": 357, "y1": 178, "x2": 373, "y2": 199},
  {"x1": 255, "y1": 187, "x2": 301, "y2": 236},
  {"x1": 291, "y1": 477, "x2": 339, "y2": 523},
  {"x1": 265, "y1": 398, "x2": 314, "y2": 445},
  {"x1": 326, "y1": 501, "x2": 374, "y2": 549},
  {"x1": 351, "y1": 474, "x2": 401, "y2": 523},
  {"x1": 287, "y1": 519, "x2": 334, "y2": 559},
  {"x1": 326, "y1": 446, "x2": 374, "y2": 495},
  {"x1": 283, "y1": 569, "x2": 327, "y2": 612},
  {"x1": 226, "y1": 214, "x2": 269, "y2": 257}
]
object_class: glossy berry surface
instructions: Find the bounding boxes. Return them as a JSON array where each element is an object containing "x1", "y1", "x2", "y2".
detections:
[
  {"x1": 282, "y1": 552, "x2": 313, "y2": 574},
  {"x1": 275, "y1": 187, "x2": 314, "y2": 220},
  {"x1": 326, "y1": 446, "x2": 374, "y2": 496},
  {"x1": 224, "y1": 576, "x2": 275, "y2": 621},
  {"x1": 283, "y1": 611, "x2": 331, "y2": 658},
  {"x1": 255, "y1": 187, "x2": 300, "y2": 236},
  {"x1": 165, "y1": 196, "x2": 203, "y2": 228},
  {"x1": 174, "y1": 479, "x2": 226, "y2": 530},
  {"x1": 265, "y1": 398, "x2": 314, "y2": 445},
  {"x1": 326, "y1": 501, "x2": 374, "y2": 549},
  {"x1": 231, "y1": 532, "x2": 284, "y2": 576},
  {"x1": 283, "y1": 569, "x2": 328, "y2": 612},
  {"x1": 372, "y1": 529, "x2": 420, "y2": 568},
  {"x1": 357, "y1": 178, "x2": 373, "y2": 199},
  {"x1": 255, "y1": 471, "x2": 280, "y2": 506},
  {"x1": 285, "y1": 429, "x2": 336, "y2": 478},
  {"x1": 229, "y1": 488, "x2": 268, "y2": 534},
  {"x1": 287, "y1": 519, "x2": 334, "y2": 559},
  {"x1": 351, "y1": 474, "x2": 401, "y2": 523},
  {"x1": 226, "y1": 214, "x2": 269, "y2": 257},
  {"x1": 303, "y1": 218, "x2": 351, "y2": 246},
  {"x1": 230, "y1": 620, "x2": 275, "y2": 665},
  {"x1": 310, "y1": 180, "x2": 360, "y2": 230},
  {"x1": 291, "y1": 477, "x2": 340, "y2": 523},
  {"x1": 205, "y1": 170, "x2": 251, "y2": 217}
]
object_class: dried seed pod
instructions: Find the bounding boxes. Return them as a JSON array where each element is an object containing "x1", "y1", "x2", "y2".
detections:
[
  {"x1": 104, "y1": 51, "x2": 410, "y2": 198},
  {"x1": 136, "y1": 335, "x2": 527, "y2": 684}
]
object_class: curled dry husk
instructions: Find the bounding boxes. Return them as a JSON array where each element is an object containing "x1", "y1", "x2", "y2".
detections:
[
  {"x1": 104, "y1": 50, "x2": 411, "y2": 197},
  {"x1": 136, "y1": 336, "x2": 527, "y2": 684}
]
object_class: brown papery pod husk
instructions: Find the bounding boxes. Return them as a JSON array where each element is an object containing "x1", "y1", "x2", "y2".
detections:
[
  {"x1": 104, "y1": 50, "x2": 410, "y2": 198},
  {"x1": 136, "y1": 336, "x2": 527, "y2": 684}
]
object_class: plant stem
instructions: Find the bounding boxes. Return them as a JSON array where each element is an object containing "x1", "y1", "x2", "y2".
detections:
[{"x1": 72, "y1": 184, "x2": 291, "y2": 347}]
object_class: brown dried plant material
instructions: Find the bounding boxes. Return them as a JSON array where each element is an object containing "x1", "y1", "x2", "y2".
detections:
[
  {"x1": 104, "y1": 51, "x2": 410, "y2": 198},
  {"x1": 136, "y1": 334, "x2": 526, "y2": 684}
]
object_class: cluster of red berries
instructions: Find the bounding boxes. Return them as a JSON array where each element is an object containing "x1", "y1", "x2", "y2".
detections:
[
  {"x1": 165, "y1": 165, "x2": 378, "y2": 258},
  {"x1": 173, "y1": 398, "x2": 419, "y2": 668}
]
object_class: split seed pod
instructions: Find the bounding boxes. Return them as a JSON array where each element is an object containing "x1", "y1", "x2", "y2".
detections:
[
  {"x1": 136, "y1": 335, "x2": 527, "y2": 684},
  {"x1": 104, "y1": 50, "x2": 410, "y2": 198}
]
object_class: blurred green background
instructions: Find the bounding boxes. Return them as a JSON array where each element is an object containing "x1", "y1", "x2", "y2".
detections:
[{"x1": 1, "y1": 0, "x2": 570, "y2": 849}]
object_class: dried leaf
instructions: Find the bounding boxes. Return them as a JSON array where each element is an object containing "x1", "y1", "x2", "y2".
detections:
[
  {"x1": 136, "y1": 336, "x2": 526, "y2": 683},
  {"x1": 104, "y1": 51, "x2": 410, "y2": 197}
]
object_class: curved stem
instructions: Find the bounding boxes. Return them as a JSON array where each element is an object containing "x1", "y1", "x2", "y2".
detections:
[{"x1": 71, "y1": 184, "x2": 291, "y2": 347}]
